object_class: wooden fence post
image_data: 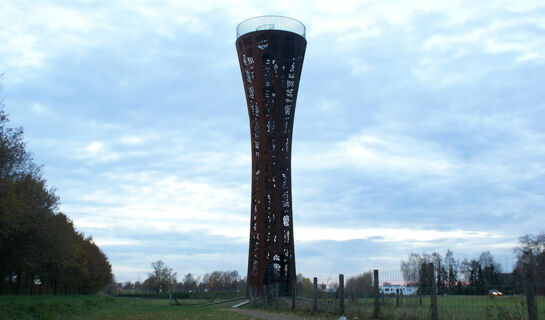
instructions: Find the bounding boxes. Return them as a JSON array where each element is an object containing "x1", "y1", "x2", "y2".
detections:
[
  {"x1": 339, "y1": 274, "x2": 345, "y2": 315},
  {"x1": 523, "y1": 251, "x2": 538, "y2": 320},
  {"x1": 373, "y1": 269, "x2": 380, "y2": 320},
  {"x1": 428, "y1": 263, "x2": 438, "y2": 320},
  {"x1": 395, "y1": 288, "x2": 400, "y2": 307},
  {"x1": 313, "y1": 277, "x2": 318, "y2": 313}
]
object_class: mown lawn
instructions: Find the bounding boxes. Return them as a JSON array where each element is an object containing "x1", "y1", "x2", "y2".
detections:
[{"x1": 0, "y1": 296, "x2": 258, "y2": 320}]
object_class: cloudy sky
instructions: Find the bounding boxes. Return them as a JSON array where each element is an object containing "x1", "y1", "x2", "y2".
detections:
[{"x1": 1, "y1": 0, "x2": 544, "y2": 283}]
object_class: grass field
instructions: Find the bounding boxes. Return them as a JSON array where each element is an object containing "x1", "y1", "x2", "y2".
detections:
[
  {"x1": 292, "y1": 295, "x2": 545, "y2": 319},
  {"x1": 0, "y1": 295, "x2": 259, "y2": 320},
  {"x1": 2, "y1": 294, "x2": 544, "y2": 320}
]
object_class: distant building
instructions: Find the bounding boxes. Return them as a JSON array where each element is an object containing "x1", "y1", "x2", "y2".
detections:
[{"x1": 380, "y1": 285, "x2": 418, "y2": 295}]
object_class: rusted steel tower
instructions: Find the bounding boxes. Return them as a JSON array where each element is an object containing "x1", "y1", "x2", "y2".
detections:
[{"x1": 236, "y1": 16, "x2": 306, "y2": 301}]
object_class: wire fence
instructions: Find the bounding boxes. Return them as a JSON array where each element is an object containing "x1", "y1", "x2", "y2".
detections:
[{"x1": 287, "y1": 255, "x2": 544, "y2": 320}]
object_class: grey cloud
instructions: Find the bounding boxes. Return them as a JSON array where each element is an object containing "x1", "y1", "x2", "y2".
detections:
[{"x1": 1, "y1": 1, "x2": 544, "y2": 282}]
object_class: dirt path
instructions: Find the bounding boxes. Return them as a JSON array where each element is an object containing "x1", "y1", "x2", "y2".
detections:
[{"x1": 228, "y1": 308, "x2": 317, "y2": 320}]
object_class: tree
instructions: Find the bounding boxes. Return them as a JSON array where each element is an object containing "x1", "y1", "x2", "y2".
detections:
[
  {"x1": 345, "y1": 272, "x2": 373, "y2": 296},
  {"x1": 148, "y1": 260, "x2": 177, "y2": 294},
  {"x1": 207, "y1": 271, "x2": 223, "y2": 291},
  {"x1": 123, "y1": 282, "x2": 134, "y2": 291},
  {"x1": 134, "y1": 281, "x2": 142, "y2": 292},
  {"x1": 0, "y1": 110, "x2": 112, "y2": 295},
  {"x1": 468, "y1": 259, "x2": 484, "y2": 294},
  {"x1": 479, "y1": 251, "x2": 496, "y2": 269},
  {"x1": 0, "y1": 110, "x2": 39, "y2": 294},
  {"x1": 296, "y1": 274, "x2": 313, "y2": 296},
  {"x1": 401, "y1": 253, "x2": 422, "y2": 285},
  {"x1": 142, "y1": 275, "x2": 157, "y2": 293},
  {"x1": 205, "y1": 270, "x2": 241, "y2": 292},
  {"x1": 182, "y1": 273, "x2": 196, "y2": 292},
  {"x1": 223, "y1": 271, "x2": 240, "y2": 291},
  {"x1": 515, "y1": 233, "x2": 545, "y2": 294},
  {"x1": 78, "y1": 236, "x2": 113, "y2": 294},
  {"x1": 236, "y1": 277, "x2": 246, "y2": 293},
  {"x1": 431, "y1": 252, "x2": 447, "y2": 294},
  {"x1": 459, "y1": 258, "x2": 472, "y2": 283},
  {"x1": 479, "y1": 251, "x2": 500, "y2": 292},
  {"x1": 444, "y1": 250, "x2": 458, "y2": 294},
  {"x1": 199, "y1": 273, "x2": 209, "y2": 292},
  {"x1": 419, "y1": 262, "x2": 432, "y2": 295},
  {"x1": 516, "y1": 233, "x2": 545, "y2": 258}
]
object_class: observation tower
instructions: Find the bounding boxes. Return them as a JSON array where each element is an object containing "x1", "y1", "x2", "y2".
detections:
[{"x1": 235, "y1": 16, "x2": 307, "y2": 301}]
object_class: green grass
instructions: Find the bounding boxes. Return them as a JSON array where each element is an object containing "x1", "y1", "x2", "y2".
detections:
[
  {"x1": 291, "y1": 295, "x2": 545, "y2": 319},
  {"x1": 0, "y1": 296, "x2": 258, "y2": 320},
  {"x1": 3, "y1": 294, "x2": 544, "y2": 320}
]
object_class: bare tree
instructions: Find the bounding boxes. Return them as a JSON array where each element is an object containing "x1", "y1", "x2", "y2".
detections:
[
  {"x1": 401, "y1": 253, "x2": 422, "y2": 285},
  {"x1": 459, "y1": 258, "x2": 472, "y2": 283},
  {"x1": 444, "y1": 250, "x2": 459, "y2": 293},
  {"x1": 516, "y1": 233, "x2": 545, "y2": 257},
  {"x1": 479, "y1": 251, "x2": 496, "y2": 269},
  {"x1": 515, "y1": 233, "x2": 545, "y2": 295}
]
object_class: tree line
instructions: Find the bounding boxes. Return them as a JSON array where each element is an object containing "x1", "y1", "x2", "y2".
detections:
[
  {"x1": 400, "y1": 250, "x2": 502, "y2": 295},
  {"x1": 123, "y1": 261, "x2": 376, "y2": 300},
  {"x1": 400, "y1": 233, "x2": 545, "y2": 295},
  {"x1": 120, "y1": 261, "x2": 245, "y2": 296},
  {"x1": 0, "y1": 110, "x2": 113, "y2": 294}
]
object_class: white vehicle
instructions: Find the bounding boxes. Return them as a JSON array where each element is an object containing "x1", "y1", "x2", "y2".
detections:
[{"x1": 488, "y1": 289, "x2": 503, "y2": 296}]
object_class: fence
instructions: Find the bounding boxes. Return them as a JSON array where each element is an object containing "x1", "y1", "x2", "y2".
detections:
[{"x1": 286, "y1": 256, "x2": 544, "y2": 320}]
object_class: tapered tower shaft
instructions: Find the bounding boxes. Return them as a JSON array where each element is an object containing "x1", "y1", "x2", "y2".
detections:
[{"x1": 236, "y1": 16, "x2": 306, "y2": 299}]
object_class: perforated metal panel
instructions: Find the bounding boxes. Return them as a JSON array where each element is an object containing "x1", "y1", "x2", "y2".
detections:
[{"x1": 236, "y1": 28, "x2": 306, "y2": 299}]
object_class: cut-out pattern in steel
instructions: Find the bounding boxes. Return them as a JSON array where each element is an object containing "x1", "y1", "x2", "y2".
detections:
[{"x1": 236, "y1": 16, "x2": 306, "y2": 301}]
